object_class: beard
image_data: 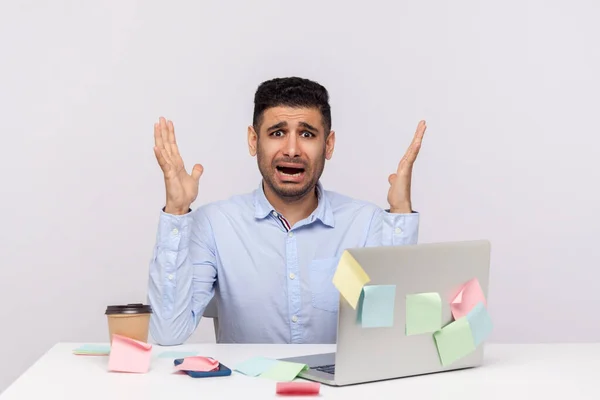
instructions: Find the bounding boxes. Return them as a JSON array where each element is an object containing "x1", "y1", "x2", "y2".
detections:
[{"x1": 257, "y1": 146, "x2": 326, "y2": 201}]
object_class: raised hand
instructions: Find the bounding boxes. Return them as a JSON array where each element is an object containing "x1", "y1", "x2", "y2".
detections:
[
  {"x1": 153, "y1": 117, "x2": 203, "y2": 215},
  {"x1": 387, "y1": 120, "x2": 426, "y2": 214}
]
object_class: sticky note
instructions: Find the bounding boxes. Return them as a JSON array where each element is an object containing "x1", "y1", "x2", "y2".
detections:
[
  {"x1": 259, "y1": 361, "x2": 308, "y2": 382},
  {"x1": 72, "y1": 344, "x2": 110, "y2": 355},
  {"x1": 357, "y1": 285, "x2": 396, "y2": 328},
  {"x1": 433, "y1": 317, "x2": 476, "y2": 366},
  {"x1": 234, "y1": 356, "x2": 278, "y2": 377},
  {"x1": 332, "y1": 250, "x2": 371, "y2": 309},
  {"x1": 107, "y1": 334, "x2": 152, "y2": 373},
  {"x1": 405, "y1": 292, "x2": 442, "y2": 335},
  {"x1": 175, "y1": 356, "x2": 219, "y2": 372},
  {"x1": 466, "y1": 302, "x2": 493, "y2": 346},
  {"x1": 451, "y1": 278, "x2": 486, "y2": 319},
  {"x1": 276, "y1": 381, "x2": 321, "y2": 395},
  {"x1": 157, "y1": 351, "x2": 199, "y2": 359}
]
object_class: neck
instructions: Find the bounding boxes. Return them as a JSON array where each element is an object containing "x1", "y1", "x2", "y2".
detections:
[{"x1": 262, "y1": 181, "x2": 319, "y2": 227}]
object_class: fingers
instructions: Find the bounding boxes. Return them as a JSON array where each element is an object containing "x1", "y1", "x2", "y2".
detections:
[
  {"x1": 190, "y1": 163, "x2": 204, "y2": 182},
  {"x1": 159, "y1": 117, "x2": 173, "y2": 161},
  {"x1": 154, "y1": 121, "x2": 164, "y2": 150},
  {"x1": 167, "y1": 120, "x2": 183, "y2": 168},
  {"x1": 397, "y1": 120, "x2": 426, "y2": 173},
  {"x1": 153, "y1": 145, "x2": 171, "y2": 173},
  {"x1": 388, "y1": 173, "x2": 397, "y2": 185}
]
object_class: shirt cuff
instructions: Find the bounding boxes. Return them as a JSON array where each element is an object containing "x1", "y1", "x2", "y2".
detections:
[
  {"x1": 383, "y1": 210, "x2": 419, "y2": 245},
  {"x1": 157, "y1": 209, "x2": 193, "y2": 252}
]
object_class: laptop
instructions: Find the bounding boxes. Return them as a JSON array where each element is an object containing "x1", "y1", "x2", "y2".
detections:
[{"x1": 279, "y1": 239, "x2": 492, "y2": 386}]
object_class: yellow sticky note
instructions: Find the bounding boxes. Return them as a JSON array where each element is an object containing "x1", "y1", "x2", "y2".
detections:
[{"x1": 332, "y1": 251, "x2": 371, "y2": 309}]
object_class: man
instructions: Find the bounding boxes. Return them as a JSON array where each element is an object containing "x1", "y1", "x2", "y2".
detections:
[{"x1": 148, "y1": 77, "x2": 426, "y2": 345}]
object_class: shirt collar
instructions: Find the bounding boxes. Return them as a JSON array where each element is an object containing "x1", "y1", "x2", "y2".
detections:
[{"x1": 253, "y1": 180, "x2": 335, "y2": 228}]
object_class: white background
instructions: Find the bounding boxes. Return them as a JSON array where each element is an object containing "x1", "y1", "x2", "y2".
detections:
[{"x1": 1, "y1": 0, "x2": 599, "y2": 393}]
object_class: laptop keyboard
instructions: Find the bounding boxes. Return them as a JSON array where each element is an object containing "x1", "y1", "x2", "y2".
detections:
[{"x1": 313, "y1": 364, "x2": 335, "y2": 375}]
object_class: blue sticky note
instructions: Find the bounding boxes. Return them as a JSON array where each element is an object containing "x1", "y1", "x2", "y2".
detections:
[
  {"x1": 234, "y1": 356, "x2": 278, "y2": 377},
  {"x1": 358, "y1": 285, "x2": 396, "y2": 328},
  {"x1": 466, "y1": 302, "x2": 493, "y2": 346},
  {"x1": 157, "y1": 351, "x2": 199, "y2": 359},
  {"x1": 72, "y1": 344, "x2": 110, "y2": 354}
]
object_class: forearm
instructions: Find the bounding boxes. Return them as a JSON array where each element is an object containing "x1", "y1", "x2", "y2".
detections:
[{"x1": 147, "y1": 211, "x2": 200, "y2": 345}]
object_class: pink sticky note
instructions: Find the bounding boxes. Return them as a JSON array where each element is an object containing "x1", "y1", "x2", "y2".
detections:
[
  {"x1": 107, "y1": 334, "x2": 152, "y2": 373},
  {"x1": 451, "y1": 278, "x2": 486, "y2": 320},
  {"x1": 276, "y1": 382, "x2": 321, "y2": 395},
  {"x1": 175, "y1": 356, "x2": 219, "y2": 372}
]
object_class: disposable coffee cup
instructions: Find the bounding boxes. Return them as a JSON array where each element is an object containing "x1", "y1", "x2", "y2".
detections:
[{"x1": 105, "y1": 303, "x2": 152, "y2": 344}]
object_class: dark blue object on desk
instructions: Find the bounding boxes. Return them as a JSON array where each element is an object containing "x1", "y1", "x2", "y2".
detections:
[{"x1": 173, "y1": 358, "x2": 232, "y2": 378}]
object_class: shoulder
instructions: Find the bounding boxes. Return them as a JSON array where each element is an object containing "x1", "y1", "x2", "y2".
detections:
[
  {"x1": 192, "y1": 191, "x2": 255, "y2": 219},
  {"x1": 322, "y1": 188, "x2": 383, "y2": 215}
]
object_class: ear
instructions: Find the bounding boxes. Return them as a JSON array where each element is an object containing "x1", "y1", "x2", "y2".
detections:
[
  {"x1": 248, "y1": 125, "x2": 258, "y2": 156},
  {"x1": 325, "y1": 130, "x2": 335, "y2": 160}
]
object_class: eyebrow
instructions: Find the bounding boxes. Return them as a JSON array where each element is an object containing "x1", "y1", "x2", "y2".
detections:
[
  {"x1": 266, "y1": 121, "x2": 287, "y2": 132},
  {"x1": 265, "y1": 121, "x2": 320, "y2": 133},
  {"x1": 298, "y1": 122, "x2": 319, "y2": 132}
]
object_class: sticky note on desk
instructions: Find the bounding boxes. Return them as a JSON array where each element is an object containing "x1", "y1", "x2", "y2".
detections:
[
  {"x1": 175, "y1": 356, "x2": 219, "y2": 372},
  {"x1": 332, "y1": 250, "x2": 371, "y2": 309},
  {"x1": 234, "y1": 356, "x2": 278, "y2": 377},
  {"x1": 259, "y1": 361, "x2": 308, "y2": 382},
  {"x1": 433, "y1": 317, "x2": 476, "y2": 366},
  {"x1": 276, "y1": 382, "x2": 321, "y2": 395},
  {"x1": 451, "y1": 278, "x2": 486, "y2": 320},
  {"x1": 466, "y1": 302, "x2": 493, "y2": 346},
  {"x1": 107, "y1": 334, "x2": 152, "y2": 373},
  {"x1": 405, "y1": 292, "x2": 442, "y2": 335},
  {"x1": 358, "y1": 285, "x2": 396, "y2": 328},
  {"x1": 72, "y1": 344, "x2": 110, "y2": 355}
]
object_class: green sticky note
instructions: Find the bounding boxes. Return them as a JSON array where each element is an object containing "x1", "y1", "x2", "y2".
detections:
[
  {"x1": 358, "y1": 285, "x2": 396, "y2": 328},
  {"x1": 433, "y1": 317, "x2": 476, "y2": 366},
  {"x1": 234, "y1": 356, "x2": 278, "y2": 377},
  {"x1": 259, "y1": 360, "x2": 308, "y2": 381},
  {"x1": 405, "y1": 292, "x2": 442, "y2": 335}
]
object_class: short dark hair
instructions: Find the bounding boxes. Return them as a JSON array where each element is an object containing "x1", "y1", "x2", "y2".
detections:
[{"x1": 252, "y1": 77, "x2": 332, "y2": 134}]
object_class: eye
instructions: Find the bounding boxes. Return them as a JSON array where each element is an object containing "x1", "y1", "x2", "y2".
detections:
[
  {"x1": 270, "y1": 130, "x2": 284, "y2": 137},
  {"x1": 301, "y1": 131, "x2": 314, "y2": 138}
]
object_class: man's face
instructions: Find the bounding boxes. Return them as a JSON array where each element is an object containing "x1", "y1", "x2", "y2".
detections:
[{"x1": 248, "y1": 106, "x2": 335, "y2": 200}]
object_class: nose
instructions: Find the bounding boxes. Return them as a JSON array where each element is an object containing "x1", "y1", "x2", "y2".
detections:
[{"x1": 283, "y1": 132, "x2": 299, "y2": 158}]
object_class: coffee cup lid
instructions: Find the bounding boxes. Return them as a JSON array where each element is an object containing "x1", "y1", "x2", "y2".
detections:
[{"x1": 105, "y1": 303, "x2": 153, "y2": 315}]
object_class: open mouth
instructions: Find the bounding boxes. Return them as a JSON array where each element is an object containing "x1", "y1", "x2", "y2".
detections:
[{"x1": 276, "y1": 166, "x2": 305, "y2": 176}]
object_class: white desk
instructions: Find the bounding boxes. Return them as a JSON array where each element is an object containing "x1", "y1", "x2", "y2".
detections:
[{"x1": 1, "y1": 343, "x2": 598, "y2": 399}]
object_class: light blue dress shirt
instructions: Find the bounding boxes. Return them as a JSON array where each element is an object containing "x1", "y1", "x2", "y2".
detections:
[{"x1": 147, "y1": 181, "x2": 419, "y2": 345}]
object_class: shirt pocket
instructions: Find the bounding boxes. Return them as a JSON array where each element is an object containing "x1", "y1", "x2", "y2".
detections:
[{"x1": 309, "y1": 256, "x2": 340, "y2": 313}]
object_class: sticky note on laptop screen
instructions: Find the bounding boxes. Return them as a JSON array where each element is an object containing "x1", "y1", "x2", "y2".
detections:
[
  {"x1": 405, "y1": 292, "x2": 442, "y2": 335},
  {"x1": 451, "y1": 278, "x2": 486, "y2": 320},
  {"x1": 433, "y1": 317, "x2": 476, "y2": 366},
  {"x1": 358, "y1": 285, "x2": 396, "y2": 328},
  {"x1": 332, "y1": 251, "x2": 371, "y2": 309},
  {"x1": 466, "y1": 302, "x2": 493, "y2": 346}
]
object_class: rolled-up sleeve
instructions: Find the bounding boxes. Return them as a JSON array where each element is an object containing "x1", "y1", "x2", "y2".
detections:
[
  {"x1": 147, "y1": 206, "x2": 217, "y2": 345},
  {"x1": 365, "y1": 208, "x2": 420, "y2": 247}
]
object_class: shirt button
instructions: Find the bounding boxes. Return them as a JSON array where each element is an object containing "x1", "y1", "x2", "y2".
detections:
[
  {"x1": 168, "y1": 274, "x2": 174, "y2": 280},
  {"x1": 291, "y1": 315, "x2": 298, "y2": 323},
  {"x1": 395, "y1": 227, "x2": 402, "y2": 234},
  {"x1": 272, "y1": 211, "x2": 278, "y2": 217},
  {"x1": 172, "y1": 228, "x2": 179, "y2": 235},
  {"x1": 288, "y1": 232, "x2": 293, "y2": 237},
  {"x1": 289, "y1": 272, "x2": 296, "y2": 280}
]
